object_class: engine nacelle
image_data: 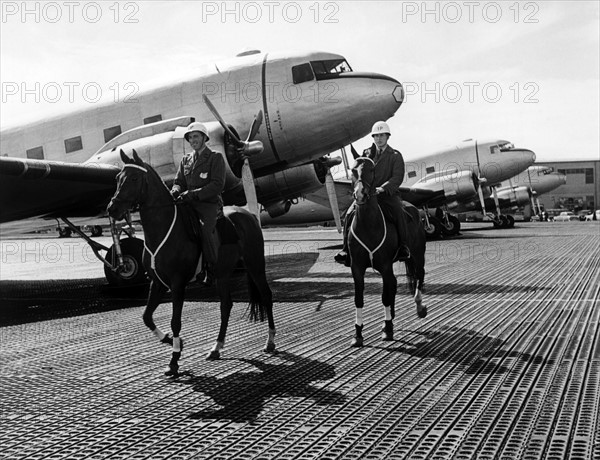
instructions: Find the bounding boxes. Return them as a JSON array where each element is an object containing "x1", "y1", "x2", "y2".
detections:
[
  {"x1": 88, "y1": 119, "x2": 243, "y2": 195},
  {"x1": 255, "y1": 162, "x2": 327, "y2": 208},
  {"x1": 495, "y1": 185, "x2": 532, "y2": 209},
  {"x1": 263, "y1": 200, "x2": 292, "y2": 218},
  {"x1": 414, "y1": 170, "x2": 478, "y2": 208}
]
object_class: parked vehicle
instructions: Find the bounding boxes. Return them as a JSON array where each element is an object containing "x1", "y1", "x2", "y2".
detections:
[
  {"x1": 584, "y1": 210, "x2": 600, "y2": 221},
  {"x1": 554, "y1": 211, "x2": 580, "y2": 222}
]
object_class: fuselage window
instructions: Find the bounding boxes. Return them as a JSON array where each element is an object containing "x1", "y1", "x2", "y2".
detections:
[
  {"x1": 292, "y1": 63, "x2": 315, "y2": 84},
  {"x1": 426, "y1": 166, "x2": 435, "y2": 174},
  {"x1": 144, "y1": 114, "x2": 162, "y2": 124},
  {"x1": 407, "y1": 171, "x2": 417, "y2": 178},
  {"x1": 65, "y1": 136, "x2": 83, "y2": 154},
  {"x1": 103, "y1": 125, "x2": 122, "y2": 143},
  {"x1": 310, "y1": 59, "x2": 352, "y2": 80},
  {"x1": 26, "y1": 146, "x2": 44, "y2": 160},
  {"x1": 490, "y1": 145, "x2": 500, "y2": 154}
]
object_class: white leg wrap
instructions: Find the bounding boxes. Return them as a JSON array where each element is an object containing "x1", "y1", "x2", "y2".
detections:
[
  {"x1": 173, "y1": 336, "x2": 182, "y2": 353},
  {"x1": 152, "y1": 327, "x2": 166, "y2": 341},
  {"x1": 355, "y1": 309, "x2": 363, "y2": 326},
  {"x1": 384, "y1": 306, "x2": 392, "y2": 321}
]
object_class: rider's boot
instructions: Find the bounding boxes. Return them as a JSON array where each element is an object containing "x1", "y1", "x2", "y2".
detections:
[{"x1": 335, "y1": 212, "x2": 352, "y2": 267}]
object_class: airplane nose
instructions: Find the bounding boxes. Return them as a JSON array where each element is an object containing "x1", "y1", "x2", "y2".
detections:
[{"x1": 364, "y1": 73, "x2": 404, "y2": 118}]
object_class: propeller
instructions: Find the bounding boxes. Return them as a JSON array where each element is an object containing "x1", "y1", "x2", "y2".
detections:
[
  {"x1": 317, "y1": 156, "x2": 343, "y2": 233},
  {"x1": 473, "y1": 139, "x2": 489, "y2": 217},
  {"x1": 202, "y1": 94, "x2": 263, "y2": 221}
]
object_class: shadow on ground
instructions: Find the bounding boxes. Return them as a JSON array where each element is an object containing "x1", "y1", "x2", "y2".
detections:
[
  {"x1": 178, "y1": 351, "x2": 346, "y2": 422},
  {"x1": 376, "y1": 325, "x2": 551, "y2": 376}
]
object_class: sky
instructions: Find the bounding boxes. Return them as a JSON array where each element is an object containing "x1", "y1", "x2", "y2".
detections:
[{"x1": 1, "y1": 0, "x2": 599, "y2": 163}]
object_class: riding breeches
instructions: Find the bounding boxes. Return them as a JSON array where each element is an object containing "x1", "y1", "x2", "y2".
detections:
[
  {"x1": 377, "y1": 194, "x2": 409, "y2": 246},
  {"x1": 193, "y1": 202, "x2": 222, "y2": 266}
]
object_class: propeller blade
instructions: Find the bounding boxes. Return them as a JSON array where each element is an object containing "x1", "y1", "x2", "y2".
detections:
[
  {"x1": 246, "y1": 110, "x2": 263, "y2": 142},
  {"x1": 477, "y1": 183, "x2": 487, "y2": 215},
  {"x1": 202, "y1": 94, "x2": 244, "y2": 148},
  {"x1": 325, "y1": 173, "x2": 342, "y2": 233},
  {"x1": 350, "y1": 144, "x2": 360, "y2": 160},
  {"x1": 241, "y1": 158, "x2": 260, "y2": 225}
]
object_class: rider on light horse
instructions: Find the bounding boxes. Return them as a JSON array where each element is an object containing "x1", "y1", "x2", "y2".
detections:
[{"x1": 335, "y1": 121, "x2": 411, "y2": 266}]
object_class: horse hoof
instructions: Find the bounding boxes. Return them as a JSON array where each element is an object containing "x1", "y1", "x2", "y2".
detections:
[
  {"x1": 264, "y1": 342, "x2": 276, "y2": 353},
  {"x1": 164, "y1": 364, "x2": 179, "y2": 377},
  {"x1": 381, "y1": 321, "x2": 394, "y2": 341},
  {"x1": 417, "y1": 305, "x2": 428, "y2": 318},
  {"x1": 351, "y1": 336, "x2": 364, "y2": 348},
  {"x1": 160, "y1": 334, "x2": 173, "y2": 346},
  {"x1": 206, "y1": 350, "x2": 221, "y2": 360}
]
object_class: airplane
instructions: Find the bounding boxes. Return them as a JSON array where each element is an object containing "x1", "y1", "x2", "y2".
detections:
[
  {"x1": 397, "y1": 139, "x2": 536, "y2": 236},
  {"x1": 264, "y1": 139, "x2": 536, "y2": 238},
  {"x1": 0, "y1": 49, "x2": 404, "y2": 285},
  {"x1": 478, "y1": 165, "x2": 567, "y2": 220}
]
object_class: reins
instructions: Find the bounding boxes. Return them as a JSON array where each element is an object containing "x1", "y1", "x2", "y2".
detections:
[
  {"x1": 120, "y1": 164, "x2": 177, "y2": 290},
  {"x1": 351, "y1": 157, "x2": 387, "y2": 267},
  {"x1": 350, "y1": 205, "x2": 387, "y2": 267}
]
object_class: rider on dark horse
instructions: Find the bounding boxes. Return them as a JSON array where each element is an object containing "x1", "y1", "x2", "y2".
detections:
[
  {"x1": 171, "y1": 122, "x2": 226, "y2": 286},
  {"x1": 335, "y1": 121, "x2": 411, "y2": 266}
]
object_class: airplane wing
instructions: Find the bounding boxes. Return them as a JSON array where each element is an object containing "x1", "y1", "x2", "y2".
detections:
[
  {"x1": 398, "y1": 186, "x2": 447, "y2": 208},
  {"x1": 0, "y1": 157, "x2": 120, "y2": 223},
  {"x1": 303, "y1": 178, "x2": 355, "y2": 215},
  {"x1": 304, "y1": 178, "x2": 446, "y2": 213}
]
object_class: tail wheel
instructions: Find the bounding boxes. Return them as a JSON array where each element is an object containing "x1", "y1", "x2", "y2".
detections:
[{"x1": 104, "y1": 237, "x2": 147, "y2": 286}]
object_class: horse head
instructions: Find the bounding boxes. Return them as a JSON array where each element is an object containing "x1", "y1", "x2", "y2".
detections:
[
  {"x1": 352, "y1": 157, "x2": 376, "y2": 205},
  {"x1": 107, "y1": 149, "x2": 148, "y2": 220}
]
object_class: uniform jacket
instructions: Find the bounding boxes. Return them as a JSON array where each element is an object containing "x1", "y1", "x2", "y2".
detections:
[
  {"x1": 362, "y1": 144, "x2": 405, "y2": 195},
  {"x1": 172, "y1": 147, "x2": 226, "y2": 208}
]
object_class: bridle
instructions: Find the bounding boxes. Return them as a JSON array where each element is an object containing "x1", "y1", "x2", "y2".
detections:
[
  {"x1": 111, "y1": 164, "x2": 149, "y2": 212},
  {"x1": 111, "y1": 163, "x2": 178, "y2": 290},
  {"x1": 353, "y1": 157, "x2": 376, "y2": 205},
  {"x1": 350, "y1": 157, "x2": 387, "y2": 266}
]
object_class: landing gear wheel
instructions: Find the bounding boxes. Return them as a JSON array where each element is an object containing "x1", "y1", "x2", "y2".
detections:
[
  {"x1": 441, "y1": 215, "x2": 461, "y2": 237},
  {"x1": 506, "y1": 215, "x2": 515, "y2": 228},
  {"x1": 90, "y1": 225, "x2": 103, "y2": 237},
  {"x1": 422, "y1": 215, "x2": 441, "y2": 239},
  {"x1": 58, "y1": 227, "x2": 72, "y2": 238},
  {"x1": 104, "y1": 237, "x2": 147, "y2": 286}
]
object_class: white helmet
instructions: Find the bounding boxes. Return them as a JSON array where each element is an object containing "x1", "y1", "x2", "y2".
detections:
[
  {"x1": 370, "y1": 121, "x2": 391, "y2": 136},
  {"x1": 184, "y1": 122, "x2": 210, "y2": 141}
]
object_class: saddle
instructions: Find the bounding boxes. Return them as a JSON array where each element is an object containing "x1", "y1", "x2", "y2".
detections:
[{"x1": 178, "y1": 203, "x2": 239, "y2": 246}]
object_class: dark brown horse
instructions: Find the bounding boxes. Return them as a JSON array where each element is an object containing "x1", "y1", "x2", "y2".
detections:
[
  {"x1": 107, "y1": 150, "x2": 275, "y2": 375},
  {"x1": 348, "y1": 157, "x2": 427, "y2": 347}
]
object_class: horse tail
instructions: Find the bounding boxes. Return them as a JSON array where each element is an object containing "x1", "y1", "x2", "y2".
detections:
[
  {"x1": 405, "y1": 204, "x2": 427, "y2": 293},
  {"x1": 245, "y1": 274, "x2": 264, "y2": 322},
  {"x1": 226, "y1": 206, "x2": 273, "y2": 322}
]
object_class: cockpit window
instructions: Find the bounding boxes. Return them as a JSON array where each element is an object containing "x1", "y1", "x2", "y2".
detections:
[
  {"x1": 499, "y1": 142, "x2": 514, "y2": 150},
  {"x1": 292, "y1": 63, "x2": 315, "y2": 84},
  {"x1": 310, "y1": 59, "x2": 352, "y2": 80},
  {"x1": 490, "y1": 145, "x2": 500, "y2": 154}
]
